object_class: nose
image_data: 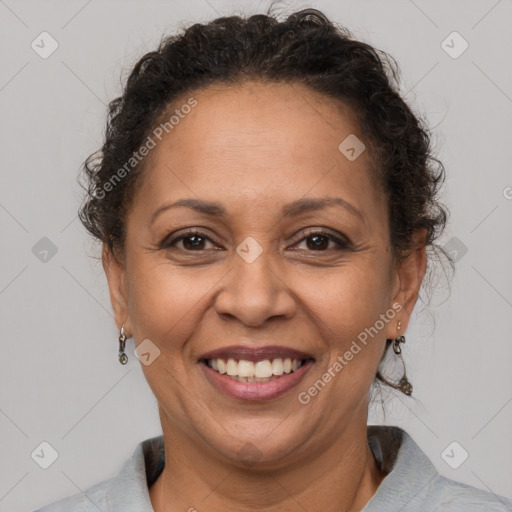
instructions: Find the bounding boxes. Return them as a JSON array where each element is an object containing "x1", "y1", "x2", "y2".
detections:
[{"x1": 213, "y1": 247, "x2": 296, "y2": 327}]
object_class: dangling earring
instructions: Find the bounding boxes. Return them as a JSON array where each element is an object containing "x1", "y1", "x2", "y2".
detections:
[
  {"x1": 376, "y1": 320, "x2": 413, "y2": 396},
  {"x1": 118, "y1": 325, "x2": 128, "y2": 365}
]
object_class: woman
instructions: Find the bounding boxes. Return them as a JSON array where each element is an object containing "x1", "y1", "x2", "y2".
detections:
[{"x1": 35, "y1": 7, "x2": 512, "y2": 512}]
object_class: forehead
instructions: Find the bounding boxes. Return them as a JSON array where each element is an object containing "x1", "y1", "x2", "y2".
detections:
[{"x1": 130, "y1": 81, "x2": 385, "y2": 226}]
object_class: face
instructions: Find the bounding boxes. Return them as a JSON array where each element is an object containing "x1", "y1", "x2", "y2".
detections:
[{"x1": 104, "y1": 81, "x2": 426, "y2": 468}]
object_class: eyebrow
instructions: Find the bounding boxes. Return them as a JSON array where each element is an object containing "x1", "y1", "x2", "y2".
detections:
[{"x1": 150, "y1": 196, "x2": 365, "y2": 225}]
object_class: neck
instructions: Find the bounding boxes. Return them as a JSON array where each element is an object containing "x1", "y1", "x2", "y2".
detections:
[{"x1": 149, "y1": 418, "x2": 385, "y2": 512}]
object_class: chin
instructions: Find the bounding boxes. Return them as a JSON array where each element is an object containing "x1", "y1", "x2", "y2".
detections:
[{"x1": 196, "y1": 416, "x2": 311, "y2": 469}]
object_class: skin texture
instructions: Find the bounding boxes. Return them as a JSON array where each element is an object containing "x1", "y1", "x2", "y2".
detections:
[{"x1": 103, "y1": 81, "x2": 427, "y2": 512}]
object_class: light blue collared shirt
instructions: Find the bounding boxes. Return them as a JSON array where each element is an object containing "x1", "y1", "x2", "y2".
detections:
[{"x1": 34, "y1": 425, "x2": 512, "y2": 511}]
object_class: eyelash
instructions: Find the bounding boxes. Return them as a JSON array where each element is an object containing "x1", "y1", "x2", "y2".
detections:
[{"x1": 163, "y1": 229, "x2": 351, "y2": 252}]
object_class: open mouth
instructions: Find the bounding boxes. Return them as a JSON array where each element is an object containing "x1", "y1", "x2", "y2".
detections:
[
  {"x1": 200, "y1": 357, "x2": 311, "y2": 383},
  {"x1": 197, "y1": 345, "x2": 316, "y2": 401}
]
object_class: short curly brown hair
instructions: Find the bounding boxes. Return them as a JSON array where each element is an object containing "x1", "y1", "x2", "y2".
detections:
[{"x1": 78, "y1": 7, "x2": 453, "y2": 390}]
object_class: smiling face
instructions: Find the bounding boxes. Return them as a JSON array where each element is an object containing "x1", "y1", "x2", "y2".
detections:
[{"x1": 104, "y1": 80, "x2": 426, "y2": 468}]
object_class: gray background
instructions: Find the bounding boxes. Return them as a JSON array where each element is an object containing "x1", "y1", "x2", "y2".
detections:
[{"x1": 1, "y1": 0, "x2": 511, "y2": 510}]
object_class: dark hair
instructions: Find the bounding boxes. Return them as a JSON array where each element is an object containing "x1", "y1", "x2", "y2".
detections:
[{"x1": 78, "y1": 7, "x2": 452, "y2": 388}]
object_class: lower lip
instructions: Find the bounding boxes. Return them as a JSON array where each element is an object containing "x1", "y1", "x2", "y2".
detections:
[{"x1": 200, "y1": 360, "x2": 314, "y2": 402}]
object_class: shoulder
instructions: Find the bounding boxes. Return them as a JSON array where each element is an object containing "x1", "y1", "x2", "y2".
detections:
[
  {"x1": 32, "y1": 478, "x2": 111, "y2": 511},
  {"x1": 365, "y1": 426, "x2": 512, "y2": 512},
  {"x1": 32, "y1": 434, "x2": 165, "y2": 512},
  {"x1": 424, "y1": 473, "x2": 512, "y2": 511}
]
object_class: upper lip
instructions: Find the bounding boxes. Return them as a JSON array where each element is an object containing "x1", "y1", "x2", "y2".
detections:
[{"x1": 199, "y1": 345, "x2": 315, "y2": 362}]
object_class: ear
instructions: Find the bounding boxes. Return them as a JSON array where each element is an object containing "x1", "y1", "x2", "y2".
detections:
[
  {"x1": 386, "y1": 228, "x2": 428, "y2": 338},
  {"x1": 102, "y1": 242, "x2": 132, "y2": 336}
]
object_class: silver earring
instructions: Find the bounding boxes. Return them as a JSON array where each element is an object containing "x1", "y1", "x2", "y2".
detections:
[
  {"x1": 376, "y1": 320, "x2": 413, "y2": 396},
  {"x1": 118, "y1": 325, "x2": 128, "y2": 365},
  {"x1": 390, "y1": 335, "x2": 413, "y2": 396}
]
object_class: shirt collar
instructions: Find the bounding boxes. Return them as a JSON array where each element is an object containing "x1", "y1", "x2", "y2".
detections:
[
  {"x1": 107, "y1": 435, "x2": 165, "y2": 511},
  {"x1": 363, "y1": 426, "x2": 438, "y2": 511}
]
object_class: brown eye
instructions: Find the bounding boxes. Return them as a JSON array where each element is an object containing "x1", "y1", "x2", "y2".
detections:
[
  {"x1": 181, "y1": 234, "x2": 207, "y2": 250},
  {"x1": 294, "y1": 230, "x2": 350, "y2": 251},
  {"x1": 164, "y1": 230, "x2": 217, "y2": 251},
  {"x1": 305, "y1": 234, "x2": 330, "y2": 250}
]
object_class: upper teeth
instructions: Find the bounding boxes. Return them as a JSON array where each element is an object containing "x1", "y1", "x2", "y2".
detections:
[{"x1": 208, "y1": 358, "x2": 301, "y2": 378}]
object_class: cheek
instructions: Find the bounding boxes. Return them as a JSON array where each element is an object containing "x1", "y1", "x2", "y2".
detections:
[
  {"x1": 125, "y1": 257, "x2": 223, "y2": 351},
  {"x1": 304, "y1": 262, "x2": 391, "y2": 379},
  {"x1": 305, "y1": 261, "x2": 391, "y2": 332}
]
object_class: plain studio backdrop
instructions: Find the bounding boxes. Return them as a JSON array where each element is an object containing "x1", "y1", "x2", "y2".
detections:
[{"x1": 0, "y1": 1, "x2": 511, "y2": 510}]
